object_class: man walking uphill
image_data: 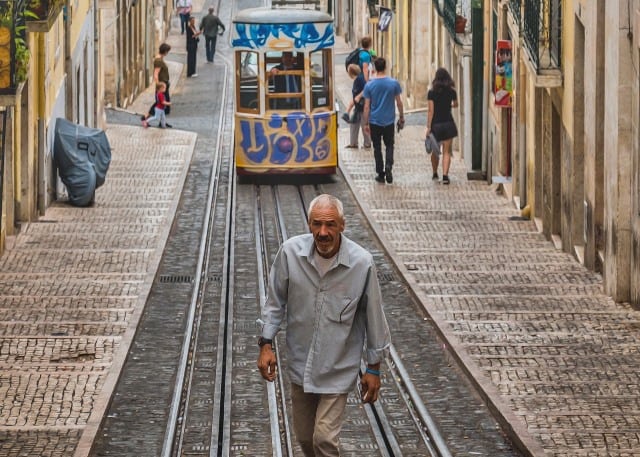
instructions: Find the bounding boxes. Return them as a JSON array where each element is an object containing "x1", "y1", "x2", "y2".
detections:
[
  {"x1": 363, "y1": 57, "x2": 404, "y2": 184},
  {"x1": 257, "y1": 194, "x2": 391, "y2": 457},
  {"x1": 200, "y1": 7, "x2": 226, "y2": 63}
]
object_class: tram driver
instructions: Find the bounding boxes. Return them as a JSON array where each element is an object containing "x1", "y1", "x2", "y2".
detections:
[{"x1": 269, "y1": 51, "x2": 304, "y2": 109}]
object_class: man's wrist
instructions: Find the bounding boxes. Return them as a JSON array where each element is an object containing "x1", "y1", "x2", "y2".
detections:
[
  {"x1": 365, "y1": 367, "x2": 380, "y2": 376},
  {"x1": 258, "y1": 337, "x2": 273, "y2": 347}
]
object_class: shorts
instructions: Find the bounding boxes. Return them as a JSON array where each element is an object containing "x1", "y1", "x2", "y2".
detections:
[{"x1": 431, "y1": 121, "x2": 458, "y2": 142}]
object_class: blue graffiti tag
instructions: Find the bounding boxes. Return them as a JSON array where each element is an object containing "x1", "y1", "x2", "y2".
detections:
[
  {"x1": 238, "y1": 113, "x2": 333, "y2": 166},
  {"x1": 232, "y1": 22, "x2": 334, "y2": 51}
]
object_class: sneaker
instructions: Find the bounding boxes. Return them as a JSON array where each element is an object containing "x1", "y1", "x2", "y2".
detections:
[
  {"x1": 363, "y1": 144, "x2": 371, "y2": 149},
  {"x1": 166, "y1": 123, "x2": 173, "y2": 128},
  {"x1": 385, "y1": 169, "x2": 393, "y2": 184},
  {"x1": 432, "y1": 172, "x2": 439, "y2": 180},
  {"x1": 442, "y1": 175, "x2": 450, "y2": 185},
  {"x1": 345, "y1": 144, "x2": 358, "y2": 149},
  {"x1": 190, "y1": 73, "x2": 198, "y2": 78},
  {"x1": 374, "y1": 173, "x2": 386, "y2": 183}
]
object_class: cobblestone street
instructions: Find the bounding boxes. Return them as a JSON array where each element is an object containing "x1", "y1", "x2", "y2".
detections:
[{"x1": 0, "y1": 24, "x2": 639, "y2": 457}]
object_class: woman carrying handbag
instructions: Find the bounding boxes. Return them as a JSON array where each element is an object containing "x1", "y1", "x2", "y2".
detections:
[{"x1": 426, "y1": 67, "x2": 458, "y2": 184}]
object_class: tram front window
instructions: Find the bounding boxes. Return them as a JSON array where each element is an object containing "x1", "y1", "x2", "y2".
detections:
[
  {"x1": 267, "y1": 51, "x2": 304, "y2": 110},
  {"x1": 310, "y1": 49, "x2": 331, "y2": 110},
  {"x1": 237, "y1": 51, "x2": 259, "y2": 112}
]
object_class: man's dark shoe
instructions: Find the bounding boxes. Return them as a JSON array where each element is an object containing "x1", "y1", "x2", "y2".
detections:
[
  {"x1": 432, "y1": 172, "x2": 439, "y2": 180},
  {"x1": 442, "y1": 175, "x2": 450, "y2": 185},
  {"x1": 385, "y1": 169, "x2": 393, "y2": 183},
  {"x1": 166, "y1": 123, "x2": 173, "y2": 128},
  {"x1": 375, "y1": 173, "x2": 386, "y2": 183}
]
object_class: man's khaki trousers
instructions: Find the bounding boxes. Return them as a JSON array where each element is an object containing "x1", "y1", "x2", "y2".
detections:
[{"x1": 291, "y1": 383, "x2": 349, "y2": 456}]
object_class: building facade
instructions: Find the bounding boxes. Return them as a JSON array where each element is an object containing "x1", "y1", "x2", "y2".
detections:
[
  {"x1": 0, "y1": 0, "x2": 173, "y2": 253},
  {"x1": 338, "y1": 0, "x2": 640, "y2": 305},
  {"x1": 487, "y1": 0, "x2": 639, "y2": 305}
]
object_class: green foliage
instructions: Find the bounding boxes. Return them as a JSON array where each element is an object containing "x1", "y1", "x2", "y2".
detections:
[
  {"x1": 0, "y1": 3, "x2": 31, "y2": 85},
  {"x1": 14, "y1": 35, "x2": 29, "y2": 83}
]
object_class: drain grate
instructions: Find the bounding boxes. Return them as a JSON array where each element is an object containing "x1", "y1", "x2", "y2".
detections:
[
  {"x1": 158, "y1": 275, "x2": 194, "y2": 283},
  {"x1": 377, "y1": 272, "x2": 396, "y2": 282},
  {"x1": 208, "y1": 274, "x2": 223, "y2": 284}
]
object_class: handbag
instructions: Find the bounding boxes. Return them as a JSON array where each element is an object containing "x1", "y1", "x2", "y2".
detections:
[{"x1": 424, "y1": 133, "x2": 440, "y2": 155}]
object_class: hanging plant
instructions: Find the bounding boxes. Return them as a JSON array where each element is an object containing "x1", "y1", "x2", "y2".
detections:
[
  {"x1": 14, "y1": 33, "x2": 29, "y2": 83},
  {"x1": 0, "y1": 2, "x2": 30, "y2": 88}
]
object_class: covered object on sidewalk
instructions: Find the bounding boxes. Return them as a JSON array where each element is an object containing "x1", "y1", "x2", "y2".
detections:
[{"x1": 53, "y1": 118, "x2": 111, "y2": 207}]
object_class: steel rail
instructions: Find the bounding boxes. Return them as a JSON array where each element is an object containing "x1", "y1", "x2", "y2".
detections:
[
  {"x1": 255, "y1": 186, "x2": 285, "y2": 457},
  {"x1": 160, "y1": 37, "x2": 230, "y2": 457},
  {"x1": 357, "y1": 361, "x2": 403, "y2": 457},
  {"x1": 209, "y1": 65, "x2": 237, "y2": 457},
  {"x1": 388, "y1": 345, "x2": 453, "y2": 457},
  {"x1": 270, "y1": 186, "x2": 295, "y2": 457}
]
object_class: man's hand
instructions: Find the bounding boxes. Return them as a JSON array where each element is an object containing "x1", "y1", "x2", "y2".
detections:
[
  {"x1": 257, "y1": 345, "x2": 277, "y2": 382},
  {"x1": 360, "y1": 371, "x2": 381, "y2": 404}
]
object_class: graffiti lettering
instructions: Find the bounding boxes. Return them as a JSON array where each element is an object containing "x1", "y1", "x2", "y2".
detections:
[
  {"x1": 235, "y1": 113, "x2": 336, "y2": 168},
  {"x1": 232, "y1": 22, "x2": 334, "y2": 51}
]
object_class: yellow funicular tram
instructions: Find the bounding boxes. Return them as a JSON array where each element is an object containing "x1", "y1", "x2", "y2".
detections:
[{"x1": 232, "y1": 4, "x2": 336, "y2": 175}]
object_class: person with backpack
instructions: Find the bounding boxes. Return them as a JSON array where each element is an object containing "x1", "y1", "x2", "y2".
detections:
[
  {"x1": 344, "y1": 36, "x2": 374, "y2": 81},
  {"x1": 358, "y1": 36, "x2": 374, "y2": 81}
]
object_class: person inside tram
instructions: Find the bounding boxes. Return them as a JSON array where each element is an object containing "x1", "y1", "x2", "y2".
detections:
[{"x1": 269, "y1": 51, "x2": 303, "y2": 109}]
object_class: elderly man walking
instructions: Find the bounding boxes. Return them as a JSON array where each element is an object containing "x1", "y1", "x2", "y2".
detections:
[
  {"x1": 257, "y1": 194, "x2": 391, "y2": 457},
  {"x1": 200, "y1": 7, "x2": 226, "y2": 63}
]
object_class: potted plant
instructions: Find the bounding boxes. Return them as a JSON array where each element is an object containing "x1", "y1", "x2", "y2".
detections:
[
  {"x1": 455, "y1": 14, "x2": 467, "y2": 33},
  {"x1": 0, "y1": 4, "x2": 30, "y2": 89}
]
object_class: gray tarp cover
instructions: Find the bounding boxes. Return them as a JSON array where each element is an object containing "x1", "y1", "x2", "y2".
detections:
[{"x1": 53, "y1": 118, "x2": 111, "y2": 206}]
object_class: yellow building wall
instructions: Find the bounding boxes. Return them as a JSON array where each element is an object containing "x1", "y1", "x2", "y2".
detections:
[
  {"x1": 45, "y1": 17, "x2": 65, "y2": 119},
  {"x1": 70, "y1": 0, "x2": 91, "y2": 47}
]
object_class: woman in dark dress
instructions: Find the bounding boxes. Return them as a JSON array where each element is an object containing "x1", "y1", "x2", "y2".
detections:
[
  {"x1": 426, "y1": 67, "x2": 458, "y2": 184},
  {"x1": 186, "y1": 16, "x2": 201, "y2": 77}
]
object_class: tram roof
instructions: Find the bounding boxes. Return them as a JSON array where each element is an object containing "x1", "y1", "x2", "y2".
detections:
[{"x1": 233, "y1": 7, "x2": 333, "y2": 25}]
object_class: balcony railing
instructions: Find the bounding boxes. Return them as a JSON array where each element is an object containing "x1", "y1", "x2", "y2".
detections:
[
  {"x1": 0, "y1": 0, "x2": 27, "y2": 95},
  {"x1": 509, "y1": 0, "x2": 521, "y2": 27},
  {"x1": 434, "y1": 0, "x2": 471, "y2": 43},
  {"x1": 511, "y1": 0, "x2": 562, "y2": 71}
]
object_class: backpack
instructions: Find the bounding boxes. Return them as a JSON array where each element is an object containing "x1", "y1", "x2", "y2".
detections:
[{"x1": 345, "y1": 48, "x2": 363, "y2": 72}]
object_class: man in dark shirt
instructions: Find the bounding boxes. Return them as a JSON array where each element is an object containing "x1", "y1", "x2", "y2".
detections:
[
  {"x1": 199, "y1": 7, "x2": 226, "y2": 63},
  {"x1": 269, "y1": 51, "x2": 303, "y2": 109}
]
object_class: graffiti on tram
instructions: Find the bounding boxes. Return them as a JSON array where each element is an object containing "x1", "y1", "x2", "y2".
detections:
[
  {"x1": 231, "y1": 22, "x2": 334, "y2": 52},
  {"x1": 235, "y1": 112, "x2": 336, "y2": 168}
]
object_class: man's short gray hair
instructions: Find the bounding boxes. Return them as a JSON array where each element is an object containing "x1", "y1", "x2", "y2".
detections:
[{"x1": 308, "y1": 194, "x2": 344, "y2": 222}]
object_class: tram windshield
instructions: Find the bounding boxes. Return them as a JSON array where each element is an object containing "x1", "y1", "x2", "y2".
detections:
[{"x1": 266, "y1": 51, "x2": 304, "y2": 110}]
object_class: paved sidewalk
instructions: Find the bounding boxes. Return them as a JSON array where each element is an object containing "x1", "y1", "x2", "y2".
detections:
[
  {"x1": 333, "y1": 38, "x2": 640, "y2": 456},
  {"x1": 0, "y1": 75, "x2": 195, "y2": 457}
]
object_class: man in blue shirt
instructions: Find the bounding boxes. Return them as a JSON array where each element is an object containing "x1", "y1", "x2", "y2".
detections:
[
  {"x1": 258, "y1": 194, "x2": 391, "y2": 456},
  {"x1": 363, "y1": 57, "x2": 404, "y2": 184}
]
